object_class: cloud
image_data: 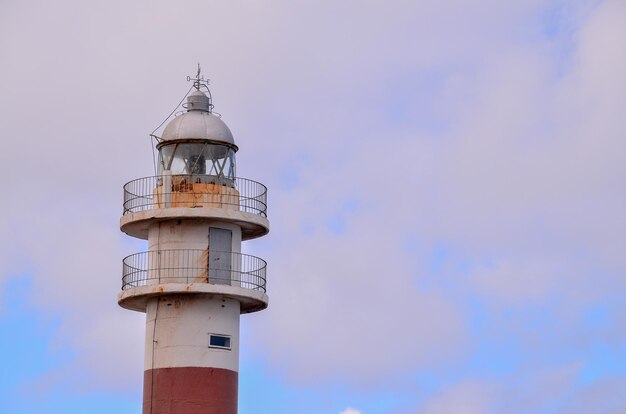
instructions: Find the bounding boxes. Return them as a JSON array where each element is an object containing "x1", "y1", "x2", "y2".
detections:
[
  {"x1": 247, "y1": 216, "x2": 466, "y2": 384},
  {"x1": 247, "y1": 0, "x2": 625, "y2": 387},
  {"x1": 339, "y1": 408, "x2": 362, "y2": 414},
  {"x1": 562, "y1": 376, "x2": 626, "y2": 414},
  {"x1": 414, "y1": 380, "x2": 497, "y2": 414},
  {"x1": 410, "y1": 362, "x2": 626, "y2": 414}
]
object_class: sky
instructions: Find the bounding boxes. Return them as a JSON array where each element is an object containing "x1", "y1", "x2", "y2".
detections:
[{"x1": 0, "y1": 0, "x2": 625, "y2": 413}]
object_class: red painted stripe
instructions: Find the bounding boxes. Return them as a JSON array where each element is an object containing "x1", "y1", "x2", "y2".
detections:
[{"x1": 143, "y1": 367, "x2": 238, "y2": 414}]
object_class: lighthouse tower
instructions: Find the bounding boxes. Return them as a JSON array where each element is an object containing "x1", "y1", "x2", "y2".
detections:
[{"x1": 118, "y1": 71, "x2": 269, "y2": 414}]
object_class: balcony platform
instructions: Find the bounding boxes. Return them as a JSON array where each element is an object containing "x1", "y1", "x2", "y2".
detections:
[
  {"x1": 121, "y1": 207, "x2": 269, "y2": 240},
  {"x1": 118, "y1": 282, "x2": 269, "y2": 314}
]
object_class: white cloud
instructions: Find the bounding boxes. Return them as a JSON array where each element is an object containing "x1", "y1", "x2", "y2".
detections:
[
  {"x1": 339, "y1": 408, "x2": 362, "y2": 414},
  {"x1": 411, "y1": 363, "x2": 581, "y2": 414}
]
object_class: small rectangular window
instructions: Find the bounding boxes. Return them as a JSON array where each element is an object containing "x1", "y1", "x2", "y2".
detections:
[{"x1": 209, "y1": 334, "x2": 231, "y2": 350}]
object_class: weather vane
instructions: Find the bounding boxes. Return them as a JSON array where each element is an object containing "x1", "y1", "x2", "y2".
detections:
[{"x1": 187, "y1": 62, "x2": 210, "y2": 91}]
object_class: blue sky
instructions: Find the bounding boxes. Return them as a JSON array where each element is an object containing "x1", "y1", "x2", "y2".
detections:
[{"x1": 1, "y1": 0, "x2": 626, "y2": 413}]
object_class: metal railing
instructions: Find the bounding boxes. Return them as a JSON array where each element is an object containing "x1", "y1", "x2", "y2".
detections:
[
  {"x1": 122, "y1": 249, "x2": 267, "y2": 292},
  {"x1": 123, "y1": 175, "x2": 267, "y2": 217}
]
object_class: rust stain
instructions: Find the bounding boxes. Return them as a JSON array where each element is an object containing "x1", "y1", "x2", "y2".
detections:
[
  {"x1": 154, "y1": 182, "x2": 240, "y2": 210},
  {"x1": 194, "y1": 250, "x2": 209, "y2": 283}
]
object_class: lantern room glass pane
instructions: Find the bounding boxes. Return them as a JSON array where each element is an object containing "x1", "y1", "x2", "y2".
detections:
[{"x1": 158, "y1": 143, "x2": 236, "y2": 183}]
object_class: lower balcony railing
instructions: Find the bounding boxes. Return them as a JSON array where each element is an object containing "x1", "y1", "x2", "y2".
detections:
[{"x1": 122, "y1": 249, "x2": 267, "y2": 293}]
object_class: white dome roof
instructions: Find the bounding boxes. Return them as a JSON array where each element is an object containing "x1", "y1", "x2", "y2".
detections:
[
  {"x1": 161, "y1": 111, "x2": 235, "y2": 145},
  {"x1": 160, "y1": 90, "x2": 235, "y2": 146}
]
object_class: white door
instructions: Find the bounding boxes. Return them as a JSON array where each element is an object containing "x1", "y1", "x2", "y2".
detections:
[{"x1": 208, "y1": 227, "x2": 232, "y2": 285}]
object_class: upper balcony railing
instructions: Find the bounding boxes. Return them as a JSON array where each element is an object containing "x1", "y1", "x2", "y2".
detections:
[
  {"x1": 123, "y1": 175, "x2": 267, "y2": 217},
  {"x1": 122, "y1": 249, "x2": 267, "y2": 292}
]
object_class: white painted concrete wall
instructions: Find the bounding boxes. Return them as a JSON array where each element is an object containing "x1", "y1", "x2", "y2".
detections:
[
  {"x1": 145, "y1": 220, "x2": 242, "y2": 284},
  {"x1": 147, "y1": 220, "x2": 242, "y2": 253},
  {"x1": 144, "y1": 295, "x2": 241, "y2": 372}
]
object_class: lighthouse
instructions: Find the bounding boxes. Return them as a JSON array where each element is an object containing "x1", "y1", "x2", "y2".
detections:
[{"x1": 118, "y1": 70, "x2": 269, "y2": 414}]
